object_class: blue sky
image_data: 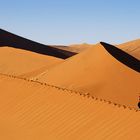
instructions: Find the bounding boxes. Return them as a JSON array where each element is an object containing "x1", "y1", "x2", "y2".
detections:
[{"x1": 0, "y1": 0, "x2": 140, "y2": 45}]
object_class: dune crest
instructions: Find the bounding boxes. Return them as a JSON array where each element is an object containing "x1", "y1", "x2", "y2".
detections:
[
  {"x1": 101, "y1": 42, "x2": 140, "y2": 72},
  {"x1": 0, "y1": 29, "x2": 76, "y2": 59},
  {"x1": 118, "y1": 39, "x2": 140, "y2": 60}
]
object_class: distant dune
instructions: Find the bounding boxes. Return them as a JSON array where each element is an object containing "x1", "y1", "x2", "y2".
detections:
[
  {"x1": 69, "y1": 43, "x2": 93, "y2": 52},
  {"x1": 37, "y1": 43, "x2": 140, "y2": 108},
  {"x1": 54, "y1": 43, "x2": 93, "y2": 53},
  {"x1": 118, "y1": 39, "x2": 140, "y2": 60}
]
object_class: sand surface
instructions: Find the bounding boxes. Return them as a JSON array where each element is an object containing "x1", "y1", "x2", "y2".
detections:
[
  {"x1": 0, "y1": 74, "x2": 139, "y2": 140},
  {"x1": 0, "y1": 46, "x2": 63, "y2": 77},
  {"x1": 0, "y1": 31, "x2": 140, "y2": 140},
  {"x1": 54, "y1": 43, "x2": 93, "y2": 53},
  {"x1": 119, "y1": 39, "x2": 140, "y2": 60},
  {"x1": 0, "y1": 29, "x2": 76, "y2": 59},
  {"x1": 37, "y1": 43, "x2": 140, "y2": 108},
  {"x1": 69, "y1": 43, "x2": 93, "y2": 52}
]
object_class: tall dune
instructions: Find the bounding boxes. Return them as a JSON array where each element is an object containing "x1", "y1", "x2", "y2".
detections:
[
  {"x1": 118, "y1": 39, "x2": 140, "y2": 60},
  {"x1": 0, "y1": 74, "x2": 139, "y2": 140},
  {"x1": 0, "y1": 46, "x2": 63, "y2": 76},
  {"x1": 0, "y1": 29, "x2": 76, "y2": 59},
  {"x1": 37, "y1": 43, "x2": 140, "y2": 108}
]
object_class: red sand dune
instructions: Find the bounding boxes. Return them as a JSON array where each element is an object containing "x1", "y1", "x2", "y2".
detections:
[{"x1": 37, "y1": 43, "x2": 140, "y2": 108}]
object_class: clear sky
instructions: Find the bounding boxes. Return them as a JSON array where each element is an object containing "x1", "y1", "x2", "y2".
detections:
[{"x1": 0, "y1": 0, "x2": 140, "y2": 45}]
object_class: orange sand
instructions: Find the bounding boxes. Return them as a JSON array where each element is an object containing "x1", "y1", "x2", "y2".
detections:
[
  {"x1": 0, "y1": 30, "x2": 140, "y2": 140},
  {"x1": 118, "y1": 39, "x2": 140, "y2": 60},
  {"x1": 37, "y1": 43, "x2": 140, "y2": 108},
  {"x1": 0, "y1": 46, "x2": 63, "y2": 77},
  {"x1": 68, "y1": 43, "x2": 93, "y2": 53},
  {"x1": 54, "y1": 43, "x2": 93, "y2": 53},
  {"x1": 0, "y1": 74, "x2": 139, "y2": 140}
]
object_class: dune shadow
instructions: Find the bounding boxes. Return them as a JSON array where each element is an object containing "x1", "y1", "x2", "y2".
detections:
[
  {"x1": 0, "y1": 29, "x2": 76, "y2": 59},
  {"x1": 138, "y1": 102, "x2": 140, "y2": 108},
  {"x1": 100, "y1": 42, "x2": 140, "y2": 73}
]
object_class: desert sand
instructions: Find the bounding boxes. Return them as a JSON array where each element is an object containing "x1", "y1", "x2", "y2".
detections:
[
  {"x1": 0, "y1": 29, "x2": 140, "y2": 139},
  {"x1": 0, "y1": 46, "x2": 63, "y2": 77},
  {"x1": 0, "y1": 29, "x2": 76, "y2": 59},
  {"x1": 54, "y1": 43, "x2": 93, "y2": 53},
  {"x1": 118, "y1": 39, "x2": 140, "y2": 60},
  {"x1": 0, "y1": 74, "x2": 139, "y2": 140},
  {"x1": 37, "y1": 43, "x2": 140, "y2": 108},
  {"x1": 69, "y1": 43, "x2": 93, "y2": 52}
]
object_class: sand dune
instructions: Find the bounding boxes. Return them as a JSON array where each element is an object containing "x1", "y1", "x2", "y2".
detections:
[
  {"x1": 0, "y1": 46, "x2": 63, "y2": 76},
  {"x1": 54, "y1": 43, "x2": 93, "y2": 53},
  {"x1": 37, "y1": 43, "x2": 140, "y2": 108},
  {"x1": 0, "y1": 28, "x2": 140, "y2": 139},
  {"x1": 118, "y1": 39, "x2": 140, "y2": 60},
  {"x1": 0, "y1": 29, "x2": 76, "y2": 59},
  {"x1": 0, "y1": 74, "x2": 139, "y2": 140},
  {"x1": 69, "y1": 43, "x2": 93, "y2": 52}
]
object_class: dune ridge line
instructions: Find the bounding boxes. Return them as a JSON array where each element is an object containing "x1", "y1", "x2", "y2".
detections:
[
  {"x1": 0, "y1": 72, "x2": 139, "y2": 112},
  {"x1": 0, "y1": 28, "x2": 76, "y2": 59},
  {"x1": 101, "y1": 42, "x2": 140, "y2": 72}
]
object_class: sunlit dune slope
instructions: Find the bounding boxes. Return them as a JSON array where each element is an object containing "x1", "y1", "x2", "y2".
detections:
[
  {"x1": 118, "y1": 39, "x2": 140, "y2": 60},
  {"x1": 37, "y1": 43, "x2": 140, "y2": 108},
  {"x1": 0, "y1": 46, "x2": 63, "y2": 76},
  {"x1": 0, "y1": 74, "x2": 139, "y2": 140}
]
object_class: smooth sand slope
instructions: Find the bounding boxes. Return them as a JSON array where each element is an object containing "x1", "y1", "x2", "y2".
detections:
[
  {"x1": 119, "y1": 39, "x2": 140, "y2": 60},
  {"x1": 0, "y1": 46, "x2": 63, "y2": 77},
  {"x1": 0, "y1": 74, "x2": 139, "y2": 140},
  {"x1": 37, "y1": 43, "x2": 140, "y2": 108}
]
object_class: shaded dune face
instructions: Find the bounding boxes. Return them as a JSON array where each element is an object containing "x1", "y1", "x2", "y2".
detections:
[
  {"x1": 0, "y1": 29, "x2": 76, "y2": 59},
  {"x1": 118, "y1": 39, "x2": 140, "y2": 60},
  {"x1": 37, "y1": 43, "x2": 140, "y2": 108},
  {"x1": 101, "y1": 42, "x2": 140, "y2": 73}
]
